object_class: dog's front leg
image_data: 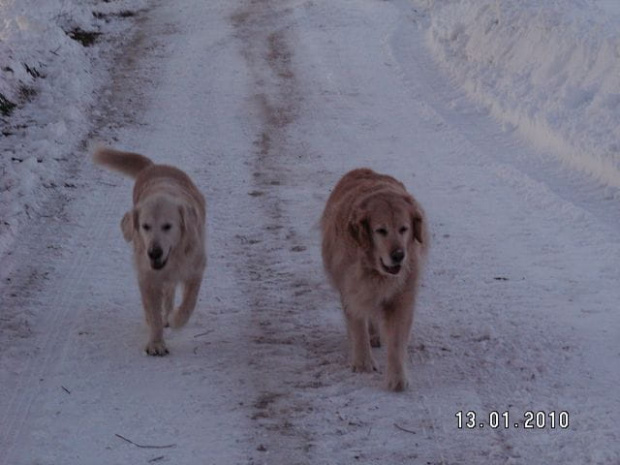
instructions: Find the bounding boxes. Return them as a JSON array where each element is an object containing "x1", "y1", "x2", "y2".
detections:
[
  {"x1": 169, "y1": 275, "x2": 202, "y2": 328},
  {"x1": 138, "y1": 278, "x2": 169, "y2": 356},
  {"x1": 343, "y1": 299, "x2": 377, "y2": 373},
  {"x1": 382, "y1": 294, "x2": 415, "y2": 391}
]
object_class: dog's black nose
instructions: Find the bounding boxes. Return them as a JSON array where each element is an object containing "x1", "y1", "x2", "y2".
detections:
[
  {"x1": 390, "y1": 249, "x2": 405, "y2": 264},
  {"x1": 148, "y1": 246, "x2": 163, "y2": 261}
]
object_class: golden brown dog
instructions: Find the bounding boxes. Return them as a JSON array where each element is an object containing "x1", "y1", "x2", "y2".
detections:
[
  {"x1": 321, "y1": 168, "x2": 428, "y2": 391},
  {"x1": 93, "y1": 147, "x2": 206, "y2": 356}
]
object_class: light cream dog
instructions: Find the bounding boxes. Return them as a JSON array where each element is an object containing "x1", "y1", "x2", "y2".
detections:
[
  {"x1": 93, "y1": 147, "x2": 207, "y2": 356},
  {"x1": 321, "y1": 168, "x2": 428, "y2": 391}
]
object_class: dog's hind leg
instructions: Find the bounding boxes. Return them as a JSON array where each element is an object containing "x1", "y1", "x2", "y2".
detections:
[
  {"x1": 169, "y1": 275, "x2": 202, "y2": 328},
  {"x1": 368, "y1": 318, "x2": 381, "y2": 348},
  {"x1": 138, "y1": 279, "x2": 169, "y2": 356},
  {"x1": 162, "y1": 283, "x2": 176, "y2": 328}
]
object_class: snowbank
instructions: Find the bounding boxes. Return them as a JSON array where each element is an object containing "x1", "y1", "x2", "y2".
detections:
[
  {"x1": 0, "y1": 0, "x2": 145, "y2": 257},
  {"x1": 419, "y1": 0, "x2": 620, "y2": 188}
]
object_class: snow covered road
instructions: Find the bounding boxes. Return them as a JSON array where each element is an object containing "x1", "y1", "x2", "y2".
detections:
[{"x1": 1, "y1": 0, "x2": 619, "y2": 463}]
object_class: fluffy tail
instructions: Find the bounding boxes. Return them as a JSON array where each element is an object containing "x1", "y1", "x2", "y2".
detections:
[{"x1": 92, "y1": 147, "x2": 153, "y2": 178}]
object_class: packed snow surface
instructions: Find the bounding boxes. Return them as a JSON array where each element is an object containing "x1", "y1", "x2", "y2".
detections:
[{"x1": 1, "y1": 0, "x2": 619, "y2": 464}]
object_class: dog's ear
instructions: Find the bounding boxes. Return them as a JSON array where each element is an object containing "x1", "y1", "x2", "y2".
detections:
[
  {"x1": 348, "y1": 207, "x2": 372, "y2": 250},
  {"x1": 412, "y1": 212, "x2": 424, "y2": 244},
  {"x1": 179, "y1": 205, "x2": 199, "y2": 255},
  {"x1": 402, "y1": 195, "x2": 425, "y2": 244},
  {"x1": 121, "y1": 209, "x2": 138, "y2": 242}
]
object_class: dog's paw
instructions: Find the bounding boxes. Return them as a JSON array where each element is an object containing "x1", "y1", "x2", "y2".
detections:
[
  {"x1": 385, "y1": 372, "x2": 409, "y2": 392},
  {"x1": 145, "y1": 341, "x2": 169, "y2": 356},
  {"x1": 351, "y1": 356, "x2": 377, "y2": 373}
]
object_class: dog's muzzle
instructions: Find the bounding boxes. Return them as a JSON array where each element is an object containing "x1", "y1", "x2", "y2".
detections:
[
  {"x1": 148, "y1": 246, "x2": 167, "y2": 270},
  {"x1": 381, "y1": 249, "x2": 405, "y2": 275},
  {"x1": 381, "y1": 261, "x2": 401, "y2": 275}
]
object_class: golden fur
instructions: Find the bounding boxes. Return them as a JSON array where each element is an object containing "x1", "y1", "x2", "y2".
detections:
[
  {"x1": 93, "y1": 147, "x2": 207, "y2": 356},
  {"x1": 321, "y1": 168, "x2": 428, "y2": 391}
]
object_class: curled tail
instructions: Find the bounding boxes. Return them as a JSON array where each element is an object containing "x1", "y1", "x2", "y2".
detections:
[{"x1": 92, "y1": 147, "x2": 154, "y2": 178}]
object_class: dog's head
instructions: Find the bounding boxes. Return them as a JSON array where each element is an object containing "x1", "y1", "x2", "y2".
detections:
[
  {"x1": 349, "y1": 192, "x2": 424, "y2": 277},
  {"x1": 121, "y1": 195, "x2": 197, "y2": 271}
]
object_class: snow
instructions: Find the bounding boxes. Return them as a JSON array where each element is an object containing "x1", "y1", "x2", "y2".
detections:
[
  {"x1": 1, "y1": 0, "x2": 620, "y2": 463},
  {"x1": 595, "y1": 0, "x2": 620, "y2": 17},
  {"x1": 420, "y1": 0, "x2": 620, "y2": 189},
  {"x1": 0, "y1": 0, "x2": 146, "y2": 258}
]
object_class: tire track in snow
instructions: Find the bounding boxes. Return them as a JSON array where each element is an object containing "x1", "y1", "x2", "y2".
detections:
[
  {"x1": 231, "y1": 1, "x2": 319, "y2": 462},
  {"x1": 0, "y1": 11, "x2": 152, "y2": 457},
  {"x1": 0, "y1": 165, "x2": 131, "y2": 461},
  {"x1": 0, "y1": 8, "x2": 180, "y2": 459}
]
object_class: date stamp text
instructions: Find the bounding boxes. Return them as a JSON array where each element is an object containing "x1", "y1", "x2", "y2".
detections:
[{"x1": 455, "y1": 410, "x2": 570, "y2": 430}]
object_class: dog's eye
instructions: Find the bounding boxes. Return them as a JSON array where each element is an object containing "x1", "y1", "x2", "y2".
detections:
[
  {"x1": 142, "y1": 224, "x2": 151, "y2": 231},
  {"x1": 375, "y1": 228, "x2": 388, "y2": 236},
  {"x1": 399, "y1": 226, "x2": 409, "y2": 234},
  {"x1": 162, "y1": 223, "x2": 172, "y2": 232}
]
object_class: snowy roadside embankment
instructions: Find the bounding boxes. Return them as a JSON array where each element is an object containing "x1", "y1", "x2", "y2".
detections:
[
  {"x1": 416, "y1": 0, "x2": 620, "y2": 188},
  {"x1": 0, "y1": 0, "x2": 145, "y2": 257}
]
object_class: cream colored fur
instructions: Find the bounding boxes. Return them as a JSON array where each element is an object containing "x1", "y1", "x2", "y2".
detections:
[{"x1": 94, "y1": 147, "x2": 207, "y2": 356}]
